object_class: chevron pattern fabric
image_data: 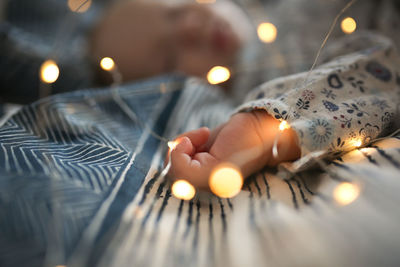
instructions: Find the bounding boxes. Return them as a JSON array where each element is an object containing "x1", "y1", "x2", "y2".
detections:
[{"x1": 0, "y1": 75, "x2": 184, "y2": 266}]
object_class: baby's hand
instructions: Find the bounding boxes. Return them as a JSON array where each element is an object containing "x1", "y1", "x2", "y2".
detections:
[{"x1": 167, "y1": 110, "x2": 300, "y2": 191}]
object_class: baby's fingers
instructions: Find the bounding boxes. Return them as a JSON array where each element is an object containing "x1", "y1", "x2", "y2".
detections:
[
  {"x1": 169, "y1": 140, "x2": 218, "y2": 190},
  {"x1": 175, "y1": 127, "x2": 210, "y2": 150}
]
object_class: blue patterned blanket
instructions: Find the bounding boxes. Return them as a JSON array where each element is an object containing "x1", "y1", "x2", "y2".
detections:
[{"x1": 0, "y1": 75, "x2": 185, "y2": 266}]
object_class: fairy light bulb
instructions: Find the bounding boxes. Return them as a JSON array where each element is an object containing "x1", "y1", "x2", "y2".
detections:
[
  {"x1": 333, "y1": 182, "x2": 360, "y2": 205},
  {"x1": 349, "y1": 138, "x2": 362, "y2": 148},
  {"x1": 279, "y1": 120, "x2": 290, "y2": 131},
  {"x1": 207, "y1": 66, "x2": 231, "y2": 85},
  {"x1": 168, "y1": 140, "x2": 179, "y2": 151},
  {"x1": 257, "y1": 22, "x2": 277, "y2": 43},
  {"x1": 68, "y1": 0, "x2": 92, "y2": 13},
  {"x1": 209, "y1": 163, "x2": 243, "y2": 198},
  {"x1": 171, "y1": 180, "x2": 196, "y2": 200},
  {"x1": 40, "y1": 60, "x2": 59, "y2": 84},
  {"x1": 353, "y1": 139, "x2": 362, "y2": 148},
  {"x1": 341, "y1": 17, "x2": 357, "y2": 34},
  {"x1": 100, "y1": 57, "x2": 115, "y2": 71}
]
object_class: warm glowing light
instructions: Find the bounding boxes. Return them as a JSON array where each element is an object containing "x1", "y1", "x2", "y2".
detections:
[
  {"x1": 100, "y1": 57, "x2": 115, "y2": 71},
  {"x1": 207, "y1": 66, "x2": 231, "y2": 85},
  {"x1": 257, "y1": 22, "x2": 277, "y2": 43},
  {"x1": 209, "y1": 163, "x2": 243, "y2": 198},
  {"x1": 349, "y1": 139, "x2": 362, "y2": 148},
  {"x1": 354, "y1": 140, "x2": 362, "y2": 147},
  {"x1": 172, "y1": 180, "x2": 196, "y2": 200},
  {"x1": 279, "y1": 120, "x2": 290, "y2": 131},
  {"x1": 68, "y1": 0, "x2": 92, "y2": 13},
  {"x1": 40, "y1": 60, "x2": 59, "y2": 84},
  {"x1": 168, "y1": 140, "x2": 179, "y2": 151},
  {"x1": 360, "y1": 147, "x2": 372, "y2": 153},
  {"x1": 333, "y1": 182, "x2": 360, "y2": 206},
  {"x1": 341, "y1": 17, "x2": 357, "y2": 34}
]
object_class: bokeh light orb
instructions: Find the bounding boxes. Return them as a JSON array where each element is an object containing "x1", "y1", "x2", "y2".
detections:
[
  {"x1": 172, "y1": 180, "x2": 196, "y2": 200},
  {"x1": 100, "y1": 57, "x2": 115, "y2": 71},
  {"x1": 353, "y1": 139, "x2": 362, "y2": 148},
  {"x1": 279, "y1": 120, "x2": 290, "y2": 131},
  {"x1": 209, "y1": 163, "x2": 243, "y2": 198},
  {"x1": 257, "y1": 22, "x2": 277, "y2": 43},
  {"x1": 207, "y1": 66, "x2": 231, "y2": 85},
  {"x1": 168, "y1": 140, "x2": 179, "y2": 151},
  {"x1": 40, "y1": 60, "x2": 59, "y2": 84},
  {"x1": 333, "y1": 182, "x2": 360, "y2": 206},
  {"x1": 68, "y1": 0, "x2": 92, "y2": 13},
  {"x1": 341, "y1": 17, "x2": 357, "y2": 34},
  {"x1": 349, "y1": 138, "x2": 362, "y2": 148}
]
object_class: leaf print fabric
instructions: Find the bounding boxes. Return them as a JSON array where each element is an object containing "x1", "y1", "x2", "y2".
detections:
[
  {"x1": 235, "y1": 33, "x2": 400, "y2": 171},
  {"x1": 323, "y1": 100, "x2": 339, "y2": 112}
]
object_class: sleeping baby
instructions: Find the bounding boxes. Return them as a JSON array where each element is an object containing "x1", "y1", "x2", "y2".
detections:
[
  {"x1": 94, "y1": 1, "x2": 400, "y2": 192},
  {"x1": 167, "y1": 33, "x2": 400, "y2": 191}
]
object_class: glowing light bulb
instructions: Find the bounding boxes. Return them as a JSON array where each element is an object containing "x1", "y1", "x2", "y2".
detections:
[
  {"x1": 333, "y1": 182, "x2": 360, "y2": 206},
  {"x1": 349, "y1": 139, "x2": 362, "y2": 148},
  {"x1": 279, "y1": 120, "x2": 290, "y2": 131},
  {"x1": 257, "y1": 22, "x2": 277, "y2": 43},
  {"x1": 68, "y1": 0, "x2": 92, "y2": 13},
  {"x1": 172, "y1": 180, "x2": 196, "y2": 200},
  {"x1": 354, "y1": 140, "x2": 362, "y2": 148},
  {"x1": 40, "y1": 60, "x2": 59, "y2": 84},
  {"x1": 209, "y1": 163, "x2": 243, "y2": 198},
  {"x1": 341, "y1": 17, "x2": 356, "y2": 34},
  {"x1": 100, "y1": 57, "x2": 115, "y2": 71},
  {"x1": 207, "y1": 66, "x2": 231, "y2": 85},
  {"x1": 168, "y1": 140, "x2": 179, "y2": 151}
]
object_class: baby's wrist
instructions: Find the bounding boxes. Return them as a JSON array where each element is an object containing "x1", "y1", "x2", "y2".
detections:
[{"x1": 245, "y1": 109, "x2": 300, "y2": 165}]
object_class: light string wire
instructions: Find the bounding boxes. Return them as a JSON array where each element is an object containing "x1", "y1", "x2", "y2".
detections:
[
  {"x1": 40, "y1": 0, "x2": 91, "y2": 98},
  {"x1": 39, "y1": 2, "x2": 90, "y2": 260},
  {"x1": 109, "y1": 64, "x2": 178, "y2": 144},
  {"x1": 303, "y1": 0, "x2": 358, "y2": 86},
  {"x1": 271, "y1": 0, "x2": 359, "y2": 164}
]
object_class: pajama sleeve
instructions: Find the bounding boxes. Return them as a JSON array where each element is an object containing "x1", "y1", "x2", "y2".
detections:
[{"x1": 235, "y1": 33, "x2": 400, "y2": 172}]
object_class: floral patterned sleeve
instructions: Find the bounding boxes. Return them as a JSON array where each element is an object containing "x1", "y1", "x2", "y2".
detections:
[{"x1": 235, "y1": 33, "x2": 400, "y2": 171}]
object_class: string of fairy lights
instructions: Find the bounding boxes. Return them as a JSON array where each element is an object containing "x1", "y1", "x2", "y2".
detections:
[{"x1": 37, "y1": 0, "x2": 363, "y2": 206}]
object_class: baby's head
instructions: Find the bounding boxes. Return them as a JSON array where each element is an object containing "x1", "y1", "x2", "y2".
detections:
[{"x1": 92, "y1": 0, "x2": 245, "y2": 81}]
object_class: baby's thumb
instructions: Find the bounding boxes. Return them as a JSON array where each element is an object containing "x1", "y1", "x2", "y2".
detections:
[{"x1": 174, "y1": 137, "x2": 195, "y2": 155}]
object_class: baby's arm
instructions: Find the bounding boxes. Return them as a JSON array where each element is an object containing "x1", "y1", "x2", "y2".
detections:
[
  {"x1": 168, "y1": 110, "x2": 300, "y2": 190},
  {"x1": 169, "y1": 33, "x2": 400, "y2": 191}
]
